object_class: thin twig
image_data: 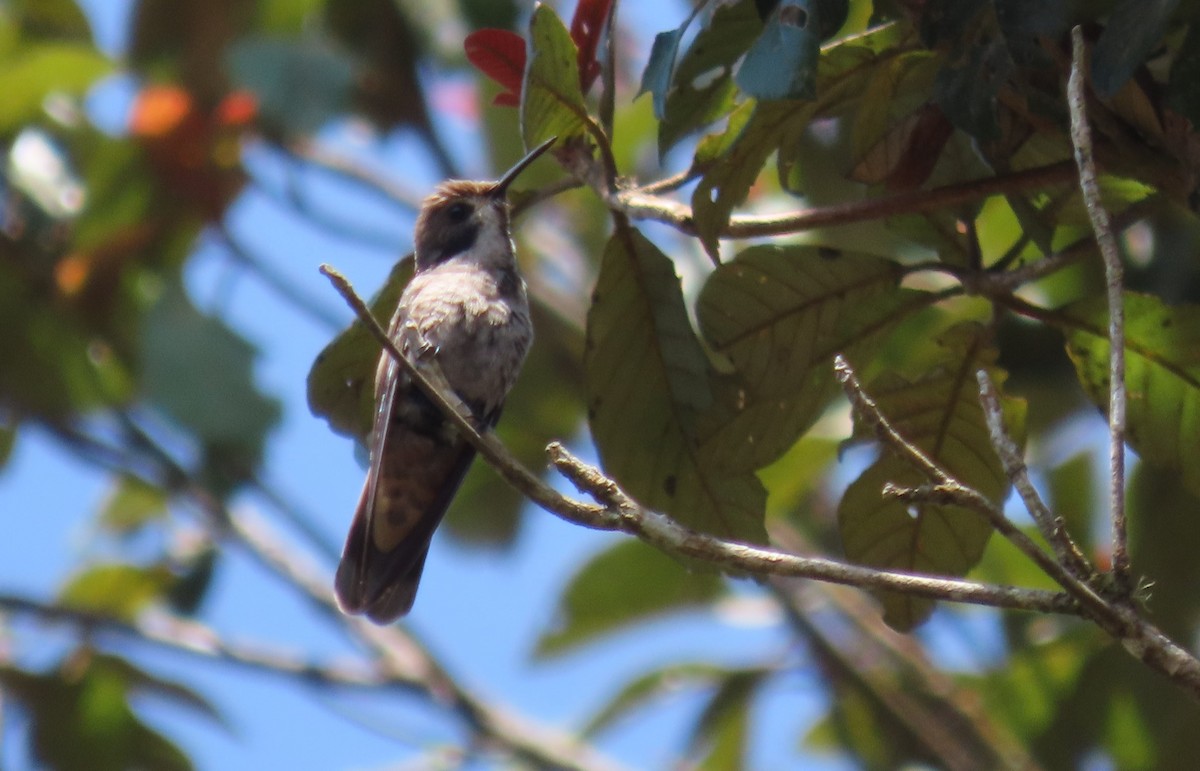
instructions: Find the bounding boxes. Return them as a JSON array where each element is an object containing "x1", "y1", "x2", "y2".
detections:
[
  {"x1": 1068, "y1": 25, "x2": 1129, "y2": 589},
  {"x1": 976, "y1": 370, "x2": 1093, "y2": 580},
  {"x1": 278, "y1": 139, "x2": 426, "y2": 211}
]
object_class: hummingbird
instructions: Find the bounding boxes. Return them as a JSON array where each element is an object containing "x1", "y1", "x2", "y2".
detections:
[{"x1": 335, "y1": 138, "x2": 555, "y2": 623}]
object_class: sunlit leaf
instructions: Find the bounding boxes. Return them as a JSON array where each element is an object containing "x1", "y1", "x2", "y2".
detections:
[
  {"x1": 585, "y1": 224, "x2": 767, "y2": 542},
  {"x1": 838, "y1": 322, "x2": 1023, "y2": 630},
  {"x1": 0, "y1": 43, "x2": 111, "y2": 134},
  {"x1": 59, "y1": 563, "x2": 174, "y2": 620},
  {"x1": 521, "y1": 5, "x2": 588, "y2": 148},
  {"x1": 97, "y1": 475, "x2": 169, "y2": 535},
  {"x1": 535, "y1": 539, "x2": 725, "y2": 657},
  {"x1": 1061, "y1": 293, "x2": 1200, "y2": 498}
]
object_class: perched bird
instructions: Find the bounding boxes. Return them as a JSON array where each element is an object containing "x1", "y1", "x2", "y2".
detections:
[{"x1": 335, "y1": 138, "x2": 555, "y2": 622}]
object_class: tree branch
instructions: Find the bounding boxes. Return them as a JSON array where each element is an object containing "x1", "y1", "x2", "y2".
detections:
[
  {"x1": 318, "y1": 264, "x2": 1080, "y2": 618},
  {"x1": 1068, "y1": 25, "x2": 1130, "y2": 590}
]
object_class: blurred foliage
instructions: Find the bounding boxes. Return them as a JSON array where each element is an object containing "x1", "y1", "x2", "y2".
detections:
[{"x1": 3, "y1": 0, "x2": 1200, "y2": 767}]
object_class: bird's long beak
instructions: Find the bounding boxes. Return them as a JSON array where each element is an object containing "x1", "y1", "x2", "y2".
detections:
[{"x1": 491, "y1": 137, "x2": 557, "y2": 198}]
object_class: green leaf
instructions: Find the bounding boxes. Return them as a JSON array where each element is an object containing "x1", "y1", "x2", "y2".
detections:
[
  {"x1": 0, "y1": 652, "x2": 221, "y2": 771},
  {"x1": 97, "y1": 475, "x2": 169, "y2": 535},
  {"x1": 1061, "y1": 293, "x2": 1200, "y2": 497},
  {"x1": 735, "y1": 1, "x2": 823, "y2": 101},
  {"x1": 585, "y1": 224, "x2": 767, "y2": 543},
  {"x1": 684, "y1": 669, "x2": 768, "y2": 771},
  {"x1": 10, "y1": 0, "x2": 95, "y2": 41},
  {"x1": 226, "y1": 37, "x2": 355, "y2": 136},
  {"x1": 1092, "y1": 0, "x2": 1179, "y2": 97},
  {"x1": 690, "y1": 22, "x2": 905, "y2": 258},
  {"x1": 656, "y1": 0, "x2": 763, "y2": 155},
  {"x1": 0, "y1": 42, "x2": 111, "y2": 134},
  {"x1": 521, "y1": 4, "x2": 588, "y2": 148},
  {"x1": 59, "y1": 563, "x2": 174, "y2": 620},
  {"x1": 307, "y1": 258, "x2": 413, "y2": 441},
  {"x1": 583, "y1": 663, "x2": 727, "y2": 736},
  {"x1": 0, "y1": 419, "x2": 15, "y2": 471},
  {"x1": 0, "y1": 260, "x2": 133, "y2": 418},
  {"x1": 1167, "y1": 23, "x2": 1200, "y2": 126},
  {"x1": 695, "y1": 246, "x2": 931, "y2": 471},
  {"x1": 140, "y1": 280, "x2": 281, "y2": 471},
  {"x1": 535, "y1": 539, "x2": 725, "y2": 657},
  {"x1": 838, "y1": 322, "x2": 1022, "y2": 630}
]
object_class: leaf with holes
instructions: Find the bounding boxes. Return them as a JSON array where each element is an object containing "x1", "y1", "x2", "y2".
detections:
[
  {"x1": 691, "y1": 22, "x2": 905, "y2": 259},
  {"x1": 521, "y1": 5, "x2": 588, "y2": 148},
  {"x1": 695, "y1": 246, "x2": 931, "y2": 472},
  {"x1": 838, "y1": 322, "x2": 1023, "y2": 630},
  {"x1": 655, "y1": 0, "x2": 763, "y2": 155},
  {"x1": 585, "y1": 224, "x2": 766, "y2": 542},
  {"x1": 1062, "y1": 293, "x2": 1200, "y2": 497}
]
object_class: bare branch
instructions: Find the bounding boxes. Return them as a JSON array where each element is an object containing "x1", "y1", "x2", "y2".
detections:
[
  {"x1": 977, "y1": 370, "x2": 1093, "y2": 580},
  {"x1": 1068, "y1": 25, "x2": 1130, "y2": 590}
]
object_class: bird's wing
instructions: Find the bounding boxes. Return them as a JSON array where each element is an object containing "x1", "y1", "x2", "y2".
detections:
[{"x1": 334, "y1": 328, "x2": 498, "y2": 623}]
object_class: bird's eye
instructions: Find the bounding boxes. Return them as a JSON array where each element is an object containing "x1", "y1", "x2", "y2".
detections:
[{"x1": 446, "y1": 201, "x2": 473, "y2": 223}]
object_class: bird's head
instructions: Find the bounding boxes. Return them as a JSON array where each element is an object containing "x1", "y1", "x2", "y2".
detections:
[{"x1": 412, "y1": 137, "x2": 555, "y2": 272}]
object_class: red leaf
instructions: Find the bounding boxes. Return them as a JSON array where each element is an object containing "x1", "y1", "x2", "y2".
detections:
[
  {"x1": 465, "y1": 28, "x2": 526, "y2": 107},
  {"x1": 570, "y1": 0, "x2": 613, "y2": 93}
]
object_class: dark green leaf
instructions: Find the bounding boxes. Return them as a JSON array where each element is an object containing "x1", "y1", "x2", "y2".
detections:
[
  {"x1": 307, "y1": 258, "x2": 413, "y2": 441},
  {"x1": 10, "y1": 0, "x2": 94, "y2": 41},
  {"x1": 141, "y1": 280, "x2": 281, "y2": 469},
  {"x1": 0, "y1": 419, "x2": 15, "y2": 470},
  {"x1": 0, "y1": 260, "x2": 133, "y2": 418},
  {"x1": 1167, "y1": 23, "x2": 1200, "y2": 126},
  {"x1": 0, "y1": 652, "x2": 221, "y2": 771},
  {"x1": 227, "y1": 37, "x2": 355, "y2": 136},
  {"x1": 165, "y1": 546, "x2": 219, "y2": 616},
  {"x1": 97, "y1": 475, "x2": 169, "y2": 535},
  {"x1": 696, "y1": 246, "x2": 931, "y2": 471},
  {"x1": 838, "y1": 323, "x2": 1023, "y2": 630},
  {"x1": 535, "y1": 539, "x2": 725, "y2": 657},
  {"x1": 521, "y1": 4, "x2": 588, "y2": 148},
  {"x1": 1061, "y1": 293, "x2": 1200, "y2": 497},
  {"x1": 1092, "y1": 0, "x2": 1179, "y2": 97},
  {"x1": 585, "y1": 224, "x2": 767, "y2": 542},
  {"x1": 59, "y1": 563, "x2": 175, "y2": 620}
]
